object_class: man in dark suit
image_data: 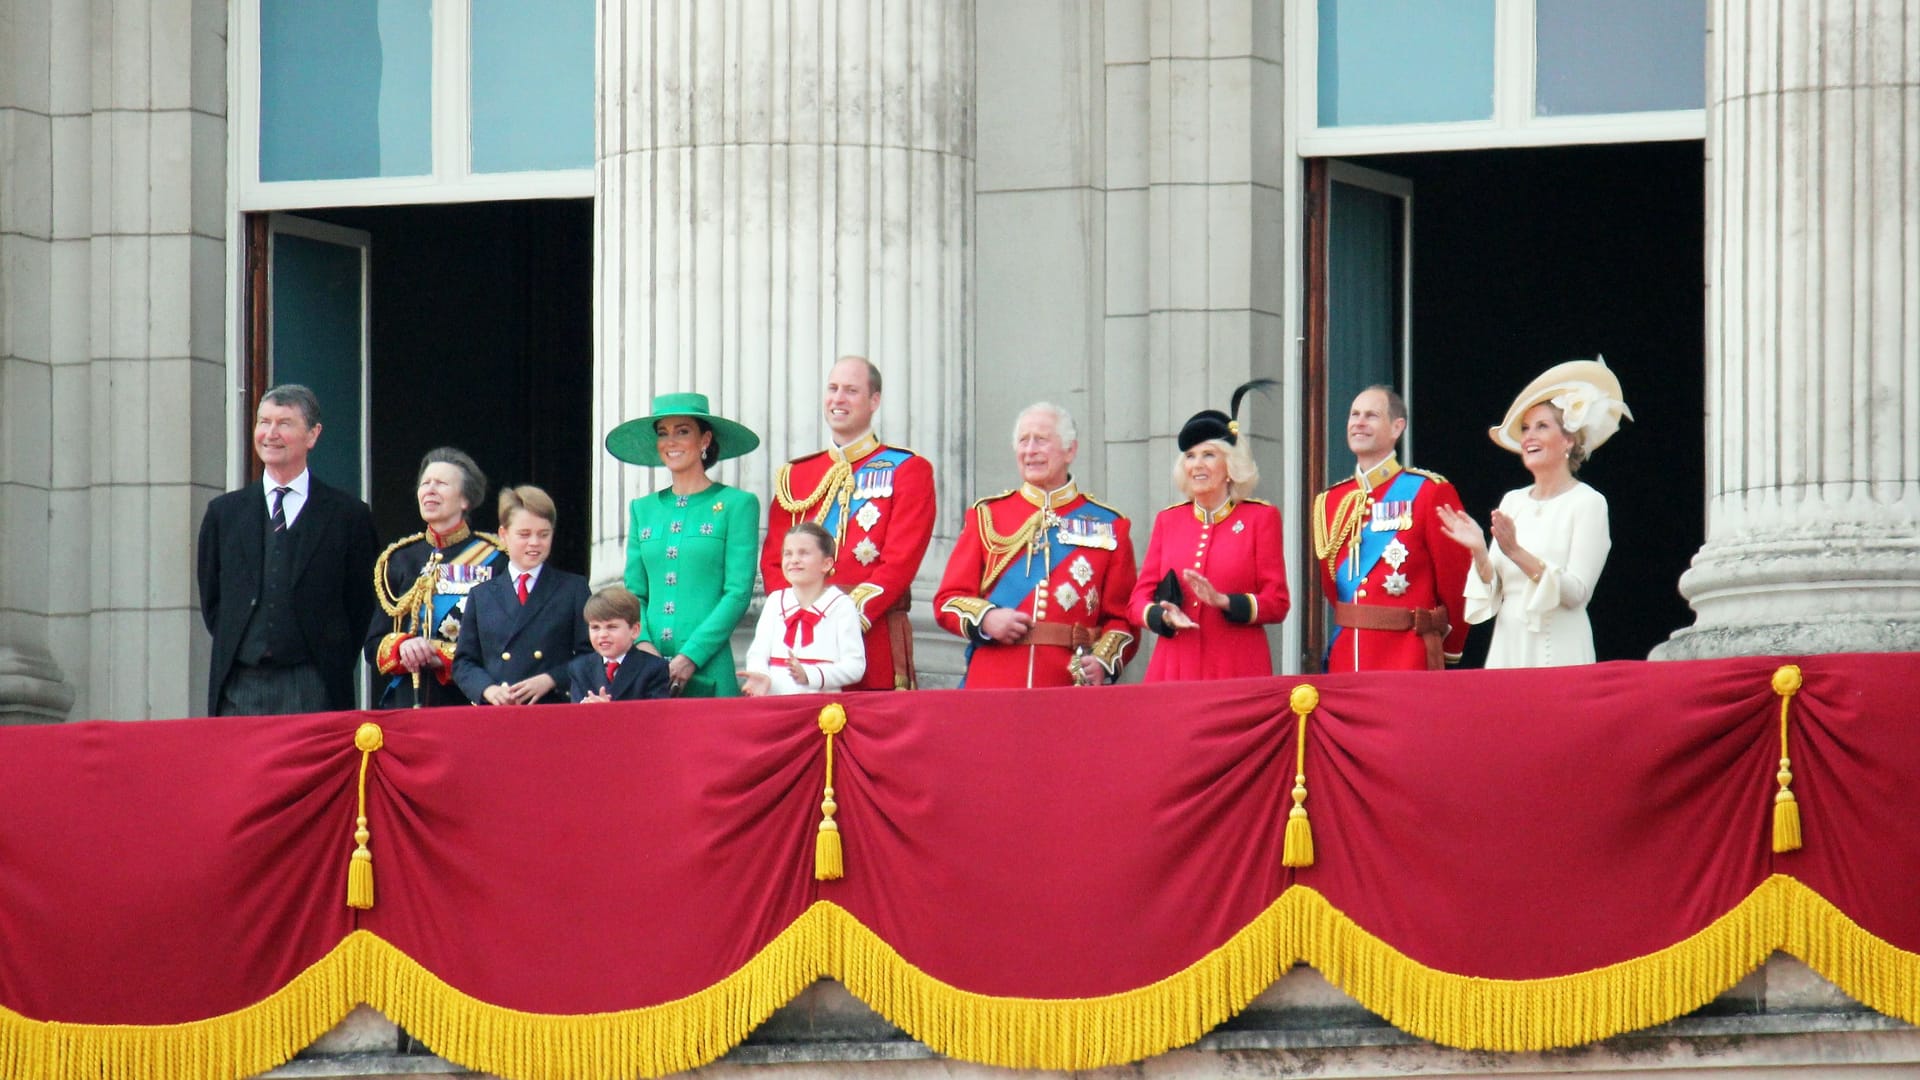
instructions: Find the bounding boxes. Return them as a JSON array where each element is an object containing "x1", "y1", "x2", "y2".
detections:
[
  {"x1": 197, "y1": 384, "x2": 381, "y2": 716},
  {"x1": 452, "y1": 486, "x2": 592, "y2": 706}
]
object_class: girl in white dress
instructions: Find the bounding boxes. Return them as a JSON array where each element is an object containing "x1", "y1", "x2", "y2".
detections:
[
  {"x1": 741, "y1": 522, "x2": 867, "y2": 696},
  {"x1": 1438, "y1": 358, "x2": 1632, "y2": 668}
]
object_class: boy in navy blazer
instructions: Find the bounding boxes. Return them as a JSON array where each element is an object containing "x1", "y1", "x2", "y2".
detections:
[
  {"x1": 570, "y1": 586, "x2": 673, "y2": 703},
  {"x1": 453, "y1": 486, "x2": 591, "y2": 705}
]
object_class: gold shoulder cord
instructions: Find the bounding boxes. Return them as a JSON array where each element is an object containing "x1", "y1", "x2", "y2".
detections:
[
  {"x1": 1312, "y1": 489, "x2": 1368, "y2": 566},
  {"x1": 373, "y1": 533, "x2": 426, "y2": 617},
  {"x1": 975, "y1": 502, "x2": 1046, "y2": 594},
  {"x1": 774, "y1": 460, "x2": 853, "y2": 517}
]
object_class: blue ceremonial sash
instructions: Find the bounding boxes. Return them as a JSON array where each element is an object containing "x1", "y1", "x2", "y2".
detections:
[
  {"x1": 820, "y1": 448, "x2": 911, "y2": 537},
  {"x1": 1326, "y1": 470, "x2": 1426, "y2": 658},
  {"x1": 960, "y1": 500, "x2": 1121, "y2": 684}
]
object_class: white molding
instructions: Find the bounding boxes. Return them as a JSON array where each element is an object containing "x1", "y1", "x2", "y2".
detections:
[
  {"x1": 231, "y1": 0, "x2": 594, "y2": 212},
  {"x1": 1296, "y1": 0, "x2": 1706, "y2": 158},
  {"x1": 1298, "y1": 111, "x2": 1704, "y2": 157}
]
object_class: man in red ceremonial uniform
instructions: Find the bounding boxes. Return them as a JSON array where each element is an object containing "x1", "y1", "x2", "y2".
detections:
[
  {"x1": 1313, "y1": 385, "x2": 1471, "y2": 672},
  {"x1": 935, "y1": 403, "x2": 1138, "y2": 688},
  {"x1": 762, "y1": 356, "x2": 936, "y2": 689}
]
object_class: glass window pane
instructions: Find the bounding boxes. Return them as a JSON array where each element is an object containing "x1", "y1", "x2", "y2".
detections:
[
  {"x1": 1536, "y1": 0, "x2": 1705, "y2": 116},
  {"x1": 470, "y1": 0, "x2": 595, "y2": 174},
  {"x1": 260, "y1": 0, "x2": 433, "y2": 182},
  {"x1": 1317, "y1": 0, "x2": 1495, "y2": 127}
]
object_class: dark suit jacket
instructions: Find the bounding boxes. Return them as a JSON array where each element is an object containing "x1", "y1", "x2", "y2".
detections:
[
  {"x1": 452, "y1": 567, "x2": 592, "y2": 705},
  {"x1": 568, "y1": 646, "x2": 673, "y2": 703},
  {"x1": 196, "y1": 476, "x2": 381, "y2": 715}
]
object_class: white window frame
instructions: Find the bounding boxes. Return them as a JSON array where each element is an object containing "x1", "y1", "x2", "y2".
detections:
[
  {"x1": 1295, "y1": 0, "x2": 1704, "y2": 157},
  {"x1": 231, "y1": 0, "x2": 594, "y2": 211}
]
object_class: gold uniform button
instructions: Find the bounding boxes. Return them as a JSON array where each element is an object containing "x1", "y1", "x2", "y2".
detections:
[
  {"x1": 501, "y1": 651, "x2": 512, "y2": 660},
  {"x1": 533, "y1": 650, "x2": 544, "y2": 660}
]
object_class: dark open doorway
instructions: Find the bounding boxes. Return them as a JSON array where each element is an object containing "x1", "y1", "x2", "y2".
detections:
[
  {"x1": 290, "y1": 199, "x2": 595, "y2": 574},
  {"x1": 1308, "y1": 141, "x2": 1705, "y2": 666}
]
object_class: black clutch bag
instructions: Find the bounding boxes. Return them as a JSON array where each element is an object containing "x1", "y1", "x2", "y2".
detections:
[{"x1": 1153, "y1": 570, "x2": 1184, "y2": 607}]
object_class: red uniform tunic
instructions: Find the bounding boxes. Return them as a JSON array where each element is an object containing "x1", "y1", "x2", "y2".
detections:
[
  {"x1": 1313, "y1": 457, "x2": 1471, "y2": 672},
  {"x1": 1129, "y1": 499, "x2": 1290, "y2": 682},
  {"x1": 934, "y1": 482, "x2": 1139, "y2": 689},
  {"x1": 763, "y1": 433, "x2": 936, "y2": 691}
]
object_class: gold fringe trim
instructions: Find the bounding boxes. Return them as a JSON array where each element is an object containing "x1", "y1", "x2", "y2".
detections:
[
  {"x1": 4, "y1": 879, "x2": 1917, "y2": 1078},
  {"x1": 0, "y1": 932, "x2": 370, "y2": 1080}
]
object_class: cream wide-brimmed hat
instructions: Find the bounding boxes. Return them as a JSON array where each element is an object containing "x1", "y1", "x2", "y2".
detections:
[{"x1": 1489, "y1": 356, "x2": 1633, "y2": 455}]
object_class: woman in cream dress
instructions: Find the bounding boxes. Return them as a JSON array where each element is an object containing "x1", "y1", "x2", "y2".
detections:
[{"x1": 1438, "y1": 358, "x2": 1631, "y2": 668}]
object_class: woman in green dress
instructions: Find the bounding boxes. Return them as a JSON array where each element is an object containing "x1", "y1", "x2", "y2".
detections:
[{"x1": 605, "y1": 393, "x2": 762, "y2": 697}]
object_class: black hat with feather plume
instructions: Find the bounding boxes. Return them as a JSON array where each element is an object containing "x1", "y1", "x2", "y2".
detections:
[{"x1": 1176, "y1": 379, "x2": 1278, "y2": 451}]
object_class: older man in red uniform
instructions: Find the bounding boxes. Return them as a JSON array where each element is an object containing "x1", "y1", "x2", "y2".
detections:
[
  {"x1": 1313, "y1": 385, "x2": 1470, "y2": 672},
  {"x1": 762, "y1": 356, "x2": 936, "y2": 690},
  {"x1": 935, "y1": 403, "x2": 1138, "y2": 688}
]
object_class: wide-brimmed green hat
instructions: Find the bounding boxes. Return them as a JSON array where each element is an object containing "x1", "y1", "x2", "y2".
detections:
[{"x1": 605, "y1": 392, "x2": 761, "y2": 467}]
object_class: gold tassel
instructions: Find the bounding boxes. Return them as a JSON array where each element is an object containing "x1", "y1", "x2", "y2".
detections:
[
  {"x1": 816, "y1": 704, "x2": 848, "y2": 880},
  {"x1": 1282, "y1": 684, "x2": 1318, "y2": 868},
  {"x1": 348, "y1": 722, "x2": 384, "y2": 909},
  {"x1": 1770, "y1": 665, "x2": 1803, "y2": 853}
]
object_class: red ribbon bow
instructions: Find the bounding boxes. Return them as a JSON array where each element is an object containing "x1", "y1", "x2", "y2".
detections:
[{"x1": 783, "y1": 607, "x2": 822, "y2": 649}]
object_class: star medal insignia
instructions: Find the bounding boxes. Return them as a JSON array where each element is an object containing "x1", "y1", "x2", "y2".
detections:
[
  {"x1": 1068, "y1": 555, "x2": 1095, "y2": 587},
  {"x1": 1053, "y1": 582, "x2": 1081, "y2": 610},
  {"x1": 1232, "y1": 520, "x2": 1245, "y2": 534},
  {"x1": 438, "y1": 612, "x2": 462, "y2": 640},
  {"x1": 1383, "y1": 538, "x2": 1409, "y2": 570},
  {"x1": 855, "y1": 501, "x2": 882, "y2": 532},
  {"x1": 854, "y1": 538, "x2": 880, "y2": 565},
  {"x1": 1383, "y1": 570, "x2": 1410, "y2": 597},
  {"x1": 1084, "y1": 585, "x2": 1099, "y2": 614}
]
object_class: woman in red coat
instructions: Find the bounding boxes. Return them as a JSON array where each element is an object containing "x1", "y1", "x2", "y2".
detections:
[{"x1": 1130, "y1": 381, "x2": 1290, "y2": 682}]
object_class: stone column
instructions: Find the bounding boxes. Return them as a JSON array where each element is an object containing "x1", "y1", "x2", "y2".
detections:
[
  {"x1": 1657, "y1": 0, "x2": 1920, "y2": 658},
  {"x1": 0, "y1": 0, "x2": 73, "y2": 722},
  {"x1": 589, "y1": 0, "x2": 974, "y2": 587},
  {"x1": 0, "y1": 0, "x2": 226, "y2": 721}
]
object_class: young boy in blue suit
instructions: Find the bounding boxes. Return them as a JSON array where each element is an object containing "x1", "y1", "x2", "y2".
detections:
[
  {"x1": 452, "y1": 486, "x2": 591, "y2": 705},
  {"x1": 571, "y1": 586, "x2": 672, "y2": 703}
]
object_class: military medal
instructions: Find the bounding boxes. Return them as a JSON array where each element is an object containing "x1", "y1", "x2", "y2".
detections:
[
  {"x1": 1054, "y1": 582, "x2": 1081, "y2": 610},
  {"x1": 854, "y1": 463, "x2": 895, "y2": 499},
  {"x1": 855, "y1": 501, "x2": 881, "y2": 531},
  {"x1": 1384, "y1": 571, "x2": 1410, "y2": 597},
  {"x1": 1084, "y1": 585, "x2": 1099, "y2": 614},
  {"x1": 1232, "y1": 520, "x2": 1245, "y2": 534},
  {"x1": 1068, "y1": 555, "x2": 1094, "y2": 587},
  {"x1": 1383, "y1": 538, "x2": 1409, "y2": 569},
  {"x1": 854, "y1": 538, "x2": 880, "y2": 565},
  {"x1": 1058, "y1": 517, "x2": 1117, "y2": 550}
]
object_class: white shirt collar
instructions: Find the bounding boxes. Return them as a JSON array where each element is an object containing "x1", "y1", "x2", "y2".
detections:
[{"x1": 261, "y1": 469, "x2": 310, "y2": 500}]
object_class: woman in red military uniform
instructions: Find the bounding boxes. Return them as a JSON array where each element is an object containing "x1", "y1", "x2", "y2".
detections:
[{"x1": 1131, "y1": 381, "x2": 1290, "y2": 682}]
